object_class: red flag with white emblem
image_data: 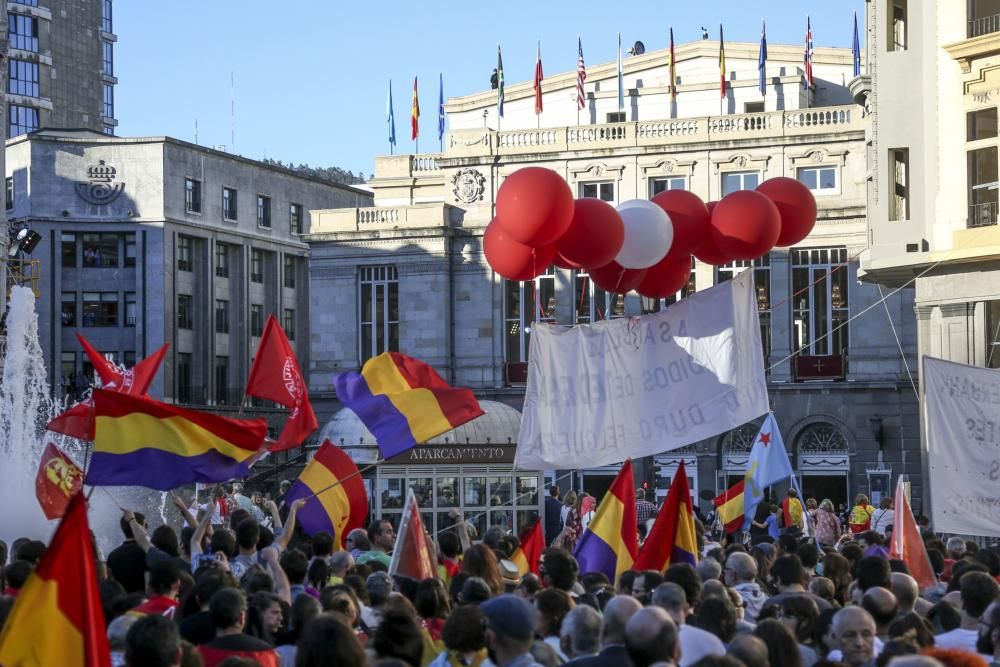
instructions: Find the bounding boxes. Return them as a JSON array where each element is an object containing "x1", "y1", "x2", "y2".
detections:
[
  {"x1": 35, "y1": 442, "x2": 84, "y2": 520},
  {"x1": 389, "y1": 488, "x2": 437, "y2": 581}
]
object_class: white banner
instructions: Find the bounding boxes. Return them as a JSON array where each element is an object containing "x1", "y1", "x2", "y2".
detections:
[
  {"x1": 923, "y1": 356, "x2": 1000, "y2": 537},
  {"x1": 515, "y1": 269, "x2": 769, "y2": 470}
]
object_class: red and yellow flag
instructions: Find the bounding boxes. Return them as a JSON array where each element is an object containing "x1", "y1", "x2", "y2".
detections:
[
  {"x1": 283, "y1": 439, "x2": 368, "y2": 547},
  {"x1": 0, "y1": 493, "x2": 111, "y2": 666},
  {"x1": 634, "y1": 461, "x2": 698, "y2": 572},
  {"x1": 511, "y1": 518, "x2": 545, "y2": 576},
  {"x1": 35, "y1": 442, "x2": 84, "y2": 520},
  {"x1": 411, "y1": 76, "x2": 420, "y2": 140},
  {"x1": 713, "y1": 479, "x2": 745, "y2": 534}
]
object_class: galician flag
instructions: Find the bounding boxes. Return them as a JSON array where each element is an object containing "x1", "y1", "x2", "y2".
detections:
[{"x1": 742, "y1": 412, "x2": 794, "y2": 530}]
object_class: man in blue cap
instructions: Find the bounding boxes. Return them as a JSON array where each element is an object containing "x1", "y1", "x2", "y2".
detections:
[{"x1": 481, "y1": 594, "x2": 544, "y2": 667}]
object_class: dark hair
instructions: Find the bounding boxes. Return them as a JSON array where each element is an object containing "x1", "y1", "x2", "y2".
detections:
[
  {"x1": 289, "y1": 593, "x2": 322, "y2": 633},
  {"x1": 119, "y1": 512, "x2": 146, "y2": 540},
  {"x1": 518, "y1": 572, "x2": 542, "y2": 598},
  {"x1": 689, "y1": 657, "x2": 746, "y2": 667},
  {"x1": 125, "y1": 614, "x2": 180, "y2": 667},
  {"x1": 888, "y1": 612, "x2": 935, "y2": 648},
  {"x1": 246, "y1": 591, "x2": 283, "y2": 642},
  {"x1": 149, "y1": 525, "x2": 179, "y2": 558},
  {"x1": 296, "y1": 615, "x2": 366, "y2": 667},
  {"x1": 541, "y1": 548, "x2": 579, "y2": 592},
  {"x1": 441, "y1": 604, "x2": 486, "y2": 652},
  {"x1": 414, "y1": 578, "x2": 450, "y2": 620},
  {"x1": 777, "y1": 534, "x2": 798, "y2": 555},
  {"x1": 112, "y1": 592, "x2": 146, "y2": 618},
  {"x1": 796, "y1": 543, "x2": 819, "y2": 570},
  {"x1": 975, "y1": 548, "x2": 1000, "y2": 577},
  {"x1": 344, "y1": 574, "x2": 368, "y2": 605},
  {"x1": 536, "y1": 588, "x2": 575, "y2": 637},
  {"x1": 874, "y1": 639, "x2": 920, "y2": 667},
  {"x1": 3, "y1": 561, "x2": 32, "y2": 590},
  {"x1": 855, "y1": 556, "x2": 891, "y2": 592},
  {"x1": 242, "y1": 569, "x2": 274, "y2": 596},
  {"x1": 312, "y1": 532, "x2": 334, "y2": 558},
  {"x1": 663, "y1": 563, "x2": 701, "y2": 608},
  {"x1": 367, "y1": 520, "x2": 391, "y2": 544},
  {"x1": 235, "y1": 519, "x2": 260, "y2": 551},
  {"x1": 209, "y1": 588, "x2": 246, "y2": 630},
  {"x1": 307, "y1": 559, "x2": 329, "y2": 591},
  {"x1": 814, "y1": 607, "x2": 838, "y2": 653},
  {"x1": 926, "y1": 600, "x2": 962, "y2": 634},
  {"x1": 780, "y1": 594, "x2": 819, "y2": 643},
  {"x1": 437, "y1": 531, "x2": 460, "y2": 559},
  {"x1": 753, "y1": 619, "x2": 803, "y2": 667},
  {"x1": 461, "y1": 544, "x2": 503, "y2": 595},
  {"x1": 692, "y1": 595, "x2": 737, "y2": 643},
  {"x1": 256, "y1": 525, "x2": 274, "y2": 551},
  {"x1": 371, "y1": 607, "x2": 424, "y2": 666},
  {"x1": 209, "y1": 529, "x2": 236, "y2": 558},
  {"x1": 840, "y1": 542, "x2": 863, "y2": 567},
  {"x1": 280, "y1": 549, "x2": 309, "y2": 585},
  {"x1": 228, "y1": 509, "x2": 250, "y2": 531},
  {"x1": 770, "y1": 555, "x2": 806, "y2": 587},
  {"x1": 194, "y1": 570, "x2": 236, "y2": 607},
  {"x1": 926, "y1": 548, "x2": 945, "y2": 575},
  {"x1": 459, "y1": 577, "x2": 492, "y2": 605},
  {"x1": 960, "y1": 571, "x2": 1000, "y2": 618},
  {"x1": 148, "y1": 559, "x2": 182, "y2": 596}
]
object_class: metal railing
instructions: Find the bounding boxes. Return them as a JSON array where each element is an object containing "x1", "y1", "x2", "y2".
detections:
[
  {"x1": 969, "y1": 13, "x2": 1000, "y2": 38},
  {"x1": 969, "y1": 201, "x2": 999, "y2": 228}
]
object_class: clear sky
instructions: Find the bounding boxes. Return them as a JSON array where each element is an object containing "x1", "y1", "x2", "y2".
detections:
[{"x1": 115, "y1": 1, "x2": 865, "y2": 177}]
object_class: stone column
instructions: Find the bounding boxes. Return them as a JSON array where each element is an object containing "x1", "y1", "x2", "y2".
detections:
[{"x1": 769, "y1": 250, "x2": 793, "y2": 381}]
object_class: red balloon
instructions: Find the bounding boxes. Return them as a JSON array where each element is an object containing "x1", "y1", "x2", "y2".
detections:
[
  {"x1": 693, "y1": 202, "x2": 733, "y2": 265},
  {"x1": 496, "y1": 167, "x2": 575, "y2": 247},
  {"x1": 552, "y1": 251, "x2": 583, "y2": 270},
  {"x1": 650, "y1": 190, "x2": 710, "y2": 256},
  {"x1": 589, "y1": 261, "x2": 647, "y2": 294},
  {"x1": 710, "y1": 190, "x2": 781, "y2": 261},
  {"x1": 637, "y1": 254, "x2": 693, "y2": 299},
  {"x1": 556, "y1": 198, "x2": 625, "y2": 269},
  {"x1": 756, "y1": 177, "x2": 818, "y2": 247},
  {"x1": 483, "y1": 218, "x2": 556, "y2": 281}
]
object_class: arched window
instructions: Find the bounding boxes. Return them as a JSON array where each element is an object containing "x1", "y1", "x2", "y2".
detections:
[{"x1": 796, "y1": 423, "x2": 849, "y2": 455}]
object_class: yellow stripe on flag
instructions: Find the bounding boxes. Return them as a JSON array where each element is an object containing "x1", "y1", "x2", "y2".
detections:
[
  {"x1": 300, "y1": 457, "x2": 354, "y2": 538},
  {"x1": 94, "y1": 412, "x2": 255, "y2": 461},
  {"x1": 363, "y1": 354, "x2": 454, "y2": 441},
  {"x1": 511, "y1": 548, "x2": 529, "y2": 576},
  {"x1": 590, "y1": 494, "x2": 635, "y2": 580},
  {"x1": 718, "y1": 493, "x2": 744, "y2": 527},
  {"x1": 0, "y1": 577, "x2": 84, "y2": 666}
]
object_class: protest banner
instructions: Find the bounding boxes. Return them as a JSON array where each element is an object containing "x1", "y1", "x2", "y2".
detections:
[{"x1": 515, "y1": 269, "x2": 769, "y2": 470}]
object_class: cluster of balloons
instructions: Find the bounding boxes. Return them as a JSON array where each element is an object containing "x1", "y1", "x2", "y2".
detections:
[{"x1": 484, "y1": 167, "x2": 817, "y2": 300}]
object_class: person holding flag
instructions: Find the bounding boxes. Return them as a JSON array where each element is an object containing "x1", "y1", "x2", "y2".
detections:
[{"x1": 743, "y1": 412, "x2": 798, "y2": 537}]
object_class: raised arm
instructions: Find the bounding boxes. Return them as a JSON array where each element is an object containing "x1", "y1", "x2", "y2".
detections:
[
  {"x1": 170, "y1": 491, "x2": 198, "y2": 530},
  {"x1": 273, "y1": 498, "x2": 306, "y2": 552},
  {"x1": 123, "y1": 509, "x2": 152, "y2": 552},
  {"x1": 264, "y1": 499, "x2": 283, "y2": 531},
  {"x1": 260, "y1": 546, "x2": 291, "y2": 605}
]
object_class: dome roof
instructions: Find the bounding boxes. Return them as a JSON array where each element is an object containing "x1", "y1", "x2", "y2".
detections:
[{"x1": 319, "y1": 400, "x2": 522, "y2": 448}]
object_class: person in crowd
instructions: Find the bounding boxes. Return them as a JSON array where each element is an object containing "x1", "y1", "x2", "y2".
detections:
[
  {"x1": 536, "y1": 588, "x2": 575, "y2": 661},
  {"x1": 636, "y1": 488, "x2": 658, "y2": 538},
  {"x1": 776, "y1": 594, "x2": 821, "y2": 666},
  {"x1": 358, "y1": 520, "x2": 395, "y2": 567},
  {"x1": 724, "y1": 552, "x2": 768, "y2": 623},
  {"x1": 125, "y1": 614, "x2": 182, "y2": 667},
  {"x1": 652, "y1": 581, "x2": 726, "y2": 666},
  {"x1": 753, "y1": 618, "x2": 804, "y2": 667},
  {"x1": 861, "y1": 587, "x2": 899, "y2": 647},
  {"x1": 565, "y1": 595, "x2": 641, "y2": 667},
  {"x1": 545, "y1": 486, "x2": 564, "y2": 545},
  {"x1": 130, "y1": 559, "x2": 182, "y2": 618},
  {"x1": 462, "y1": 544, "x2": 504, "y2": 596},
  {"x1": 870, "y1": 497, "x2": 895, "y2": 538},
  {"x1": 198, "y1": 588, "x2": 279, "y2": 667},
  {"x1": 245, "y1": 591, "x2": 283, "y2": 644},
  {"x1": 345, "y1": 527, "x2": 371, "y2": 560},
  {"x1": 480, "y1": 594, "x2": 544, "y2": 667},
  {"x1": 540, "y1": 548, "x2": 579, "y2": 596},
  {"x1": 830, "y1": 606, "x2": 879, "y2": 667},
  {"x1": 976, "y1": 599, "x2": 1000, "y2": 666},
  {"x1": 624, "y1": 606, "x2": 680, "y2": 667},
  {"x1": 560, "y1": 605, "x2": 602, "y2": 662},
  {"x1": 437, "y1": 531, "x2": 462, "y2": 587},
  {"x1": 761, "y1": 555, "x2": 833, "y2": 614},
  {"x1": 108, "y1": 512, "x2": 149, "y2": 594},
  {"x1": 294, "y1": 614, "x2": 367, "y2": 667},
  {"x1": 727, "y1": 634, "x2": 771, "y2": 667},
  {"x1": 814, "y1": 499, "x2": 842, "y2": 548},
  {"x1": 274, "y1": 593, "x2": 320, "y2": 666},
  {"x1": 935, "y1": 571, "x2": 999, "y2": 652},
  {"x1": 850, "y1": 494, "x2": 876, "y2": 534},
  {"x1": 781, "y1": 489, "x2": 805, "y2": 532},
  {"x1": 363, "y1": 571, "x2": 393, "y2": 631},
  {"x1": 692, "y1": 592, "x2": 739, "y2": 645},
  {"x1": 428, "y1": 604, "x2": 488, "y2": 667},
  {"x1": 416, "y1": 578, "x2": 451, "y2": 642},
  {"x1": 632, "y1": 570, "x2": 665, "y2": 607}
]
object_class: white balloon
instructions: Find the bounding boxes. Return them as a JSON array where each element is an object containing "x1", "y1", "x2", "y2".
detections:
[{"x1": 614, "y1": 199, "x2": 674, "y2": 269}]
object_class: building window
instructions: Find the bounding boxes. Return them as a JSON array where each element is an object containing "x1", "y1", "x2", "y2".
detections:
[
  {"x1": 988, "y1": 300, "x2": 1000, "y2": 369},
  {"x1": 250, "y1": 249, "x2": 263, "y2": 283},
  {"x1": 968, "y1": 108, "x2": 998, "y2": 142},
  {"x1": 5, "y1": 177, "x2": 13, "y2": 210},
  {"x1": 177, "y1": 353, "x2": 192, "y2": 404},
  {"x1": 8, "y1": 104, "x2": 37, "y2": 137},
  {"x1": 222, "y1": 187, "x2": 237, "y2": 220},
  {"x1": 889, "y1": 0, "x2": 907, "y2": 50},
  {"x1": 125, "y1": 292, "x2": 136, "y2": 326},
  {"x1": 359, "y1": 266, "x2": 399, "y2": 362},
  {"x1": 215, "y1": 299, "x2": 229, "y2": 333},
  {"x1": 716, "y1": 256, "x2": 771, "y2": 359},
  {"x1": 606, "y1": 111, "x2": 626, "y2": 123},
  {"x1": 177, "y1": 236, "x2": 192, "y2": 272},
  {"x1": 61, "y1": 292, "x2": 77, "y2": 327},
  {"x1": 797, "y1": 166, "x2": 839, "y2": 194},
  {"x1": 250, "y1": 304, "x2": 264, "y2": 337},
  {"x1": 62, "y1": 233, "x2": 77, "y2": 268},
  {"x1": 103, "y1": 83, "x2": 114, "y2": 118},
  {"x1": 505, "y1": 268, "x2": 557, "y2": 364},
  {"x1": 11, "y1": 0, "x2": 39, "y2": 7},
  {"x1": 123, "y1": 350, "x2": 136, "y2": 367},
  {"x1": 649, "y1": 177, "x2": 687, "y2": 197},
  {"x1": 283, "y1": 308, "x2": 295, "y2": 340},
  {"x1": 60, "y1": 352, "x2": 76, "y2": 396},
  {"x1": 889, "y1": 148, "x2": 909, "y2": 221},
  {"x1": 290, "y1": 203, "x2": 303, "y2": 234},
  {"x1": 744, "y1": 101, "x2": 765, "y2": 113},
  {"x1": 215, "y1": 356, "x2": 229, "y2": 405},
  {"x1": 257, "y1": 194, "x2": 271, "y2": 228},
  {"x1": 102, "y1": 41, "x2": 113, "y2": 76},
  {"x1": 579, "y1": 181, "x2": 615, "y2": 202},
  {"x1": 722, "y1": 171, "x2": 760, "y2": 196},
  {"x1": 8, "y1": 59, "x2": 38, "y2": 97},
  {"x1": 215, "y1": 243, "x2": 229, "y2": 278},
  {"x1": 284, "y1": 255, "x2": 296, "y2": 288},
  {"x1": 82, "y1": 233, "x2": 119, "y2": 268},
  {"x1": 9, "y1": 14, "x2": 38, "y2": 52},
  {"x1": 968, "y1": 146, "x2": 999, "y2": 228},
  {"x1": 185, "y1": 178, "x2": 201, "y2": 214},
  {"x1": 102, "y1": 0, "x2": 113, "y2": 32},
  {"x1": 124, "y1": 232, "x2": 136, "y2": 268},
  {"x1": 573, "y1": 270, "x2": 628, "y2": 324},
  {"x1": 638, "y1": 259, "x2": 697, "y2": 314},
  {"x1": 970, "y1": 0, "x2": 1000, "y2": 37},
  {"x1": 177, "y1": 294, "x2": 193, "y2": 330},
  {"x1": 792, "y1": 247, "x2": 850, "y2": 356},
  {"x1": 82, "y1": 292, "x2": 118, "y2": 327}
]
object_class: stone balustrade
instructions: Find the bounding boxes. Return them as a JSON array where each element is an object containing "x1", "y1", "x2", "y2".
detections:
[{"x1": 309, "y1": 202, "x2": 454, "y2": 234}]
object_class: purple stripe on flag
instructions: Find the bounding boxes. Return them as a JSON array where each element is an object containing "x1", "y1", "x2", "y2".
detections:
[
  {"x1": 334, "y1": 371, "x2": 418, "y2": 459},
  {"x1": 85, "y1": 449, "x2": 250, "y2": 491},
  {"x1": 285, "y1": 481, "x2": 337, "y2": 537},
  {"x1": 671, "y1": 546, "x2": 697, "y2": 567},
  {"x1": 573, "y1": 531, "x2": 619, "y2": 582}
]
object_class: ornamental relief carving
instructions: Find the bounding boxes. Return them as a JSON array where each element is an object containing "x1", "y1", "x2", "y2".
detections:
[{"x1": 451, "y1": 168, "x2": 486, "y2": 204}]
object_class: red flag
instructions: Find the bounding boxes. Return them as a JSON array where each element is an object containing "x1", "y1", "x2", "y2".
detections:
[
  {"x1": 35, "y1": 442, "x2": 84, "y2": 520},
  {"x1": 889, "y1": 476, "x2": 936, "y2": 589},
  {"x1": 534, "y1": 41, "x2": 544, "y2": 114},
  {"x1": 245, "y1": 315, "x2": 317, "y2": 451},
  {"x1": 0, "y1": 493, "x2": 112, "y2": 666},
  {"x1": 389, "y1": 488, "x2": 437, "y2": 581},
  {"x1": 635, "y1": 462, "x2": 698, "y2": 571},
  {"x1": 511, "y1": 518, "x2": 545, "y2": 575},
  {"x1": 47, "y1": 342, "x2": 169, "y2": 440},
  {"x1": 713, "y1": 479, "x2": 746, "y2": 534}
]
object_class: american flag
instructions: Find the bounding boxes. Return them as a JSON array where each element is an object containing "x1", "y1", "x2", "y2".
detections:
[
  {"x1": 804, "y1": 16, "x2": 814, "y2": 89},
  {"x1": 576, "y1": 36, "x2": 586, "y2": 111}
]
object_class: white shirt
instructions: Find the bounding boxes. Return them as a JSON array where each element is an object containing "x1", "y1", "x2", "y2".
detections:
[
  {"x1": 934, "y1": 628, "x2": 980, "y2": 653},
  {"x1": 870, "y1": 508, "x2": 895, "y2": 536},
  {"x1": 678, "y1": 625, "x2": 725, "y2": 667}
]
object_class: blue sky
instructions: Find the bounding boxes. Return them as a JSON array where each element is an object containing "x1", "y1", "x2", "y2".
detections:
[{"x1": 116, "y1": 1, "x2": 864, "y2": 176}]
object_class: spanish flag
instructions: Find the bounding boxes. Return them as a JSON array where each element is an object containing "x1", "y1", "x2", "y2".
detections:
[
  {"x1": 85, "y1": 390, "x2": 267, "y2": 490},
  {"x1": 573, "y1": 460, "x2": 638, "y2": 584},
  {"x1": 511, "y1": 518, "x2": 545, "y2": 576},
  {"x1": 411, "y1": 76, "x2": 420, "y2": 141},
  {"x1": 713, "y1": 479, "x2": 745, "y2": 534},
  {"x1": 334, "y1": 352, "x2": 484, "y2": 460},
  {"x1": 634, "y1": 461, "x2": 698, "y2": 571},
  {"x1": 283, "y1": 439, "x2": 369, "y2": 547},
  {"x1": 0, "y1": 493, "x2": 111, "y2": 666}
]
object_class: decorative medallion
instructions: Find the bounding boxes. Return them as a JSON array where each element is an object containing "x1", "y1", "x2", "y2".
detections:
[
  {"x1": 451, "y1": 168, "x2": 486, "y2": 204},
  {"x1": 734, "y1": 156, "x2": 748, "y2": 168},
  {"x1": 76, "y1": 160, "x2": 125, "y2": 205}
]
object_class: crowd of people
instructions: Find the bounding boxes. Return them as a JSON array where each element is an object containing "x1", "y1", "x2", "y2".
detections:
[{"x1": 1, "y1": 481, "x2": 999, "y2": 667}]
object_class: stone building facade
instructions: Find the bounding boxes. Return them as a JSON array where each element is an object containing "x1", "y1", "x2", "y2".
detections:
[{"x1": 307, "y1": 39, "x2": 922, "y2": 522}]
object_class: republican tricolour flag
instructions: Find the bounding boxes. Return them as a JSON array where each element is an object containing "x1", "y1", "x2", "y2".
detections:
[
  {"x1": 576, "y1": 36, "x2": 587, "y2": 110},
  {"x1": 85, "y1": 390, "x2": 267, "y2": 490},
  {"x1": 389, "y1": 488, "x2": 437, "y2": 581},
  {"x1": 334, "y1": 352, "x2": 484, "y2": 460},
  {"x1": 804, "y1": 16, "x2": 815, "y2": 88},
  {"x1": 511, "y1": 518, "x2": 545, "y2": 576},
  {"x1": 742, "y1": 412, "x2": 795, "y2": 531},
  {"x1": 634, "y1": 461, "x2": 698, "y2": 571},
  {"x1": 889, "y1": 475, "x2": 936, "y2": 589},
  {"x1": 719, "y1": 24, "x2": 727, "y2": 98},
  {"x1": 534, "y1": 41, "x2": 544, "y2": 115},
  {"x1": 758, "y1": 20, "x2": 768, "y2": 97},
  {"x1": 0, "y1": 493, "x2": 111, "y2": 666},
  {"x1": 573, "y1": 459, "x2": 638, "y2": 583},
  {"x1": 283, "y1": 439, "x2": 368, "y2": 547},
  {"x1": 246, "y1": 314, "x2": 317, "y2": 451}
]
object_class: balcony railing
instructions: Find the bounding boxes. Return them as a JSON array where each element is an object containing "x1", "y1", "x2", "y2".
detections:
[
  {"x1": 969, "y1": 13, "x2": 1000, "y2": 38},
  {"x1": 969, "y1": 201, "x2": 999, "y2": 228}
]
